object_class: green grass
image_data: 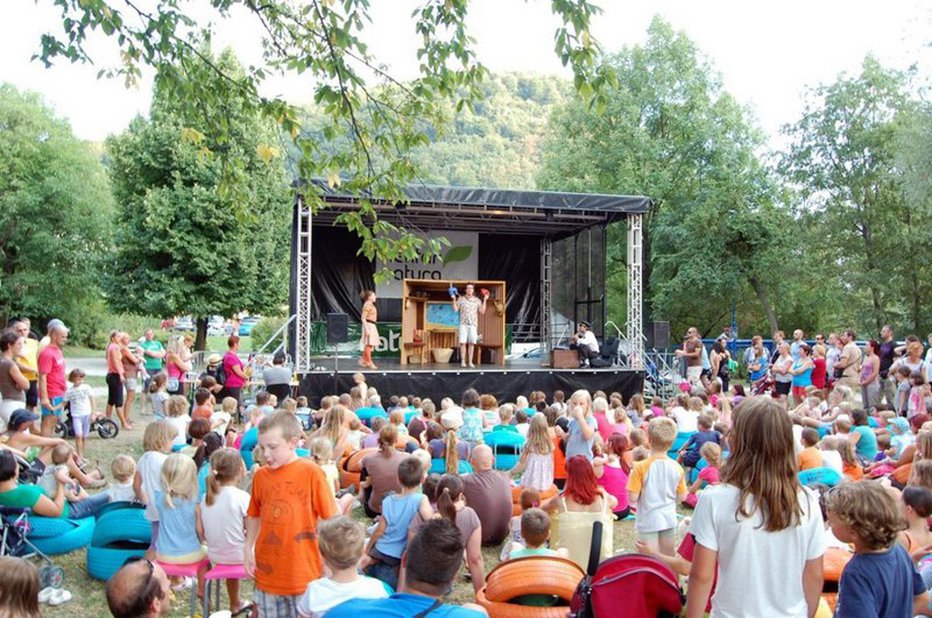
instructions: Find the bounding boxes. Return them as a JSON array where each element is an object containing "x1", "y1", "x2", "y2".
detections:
[
  {"x1": 42, "y1": 411, "x2": 671, "y2": 617},
  {"x1": 63, "y1": 345, "x2": 106, "y2": 358}
]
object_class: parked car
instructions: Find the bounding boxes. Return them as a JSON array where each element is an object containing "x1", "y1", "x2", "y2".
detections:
[
  {"x1": 174, "y1": 316, "x2": 194, "y2": 332},
  {"x1": 238, "y1": 317, "x2": 260, "y2": 337}
]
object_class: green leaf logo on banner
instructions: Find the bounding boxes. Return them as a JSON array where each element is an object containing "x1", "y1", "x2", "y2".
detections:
[{"x1": 442, "y1": 245, "x2": 473, "y2": 265}]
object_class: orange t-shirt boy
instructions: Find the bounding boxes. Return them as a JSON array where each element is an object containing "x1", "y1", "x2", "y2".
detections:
[{"x1": 245, "y1": 412, "x2": 337, "y2": 598}]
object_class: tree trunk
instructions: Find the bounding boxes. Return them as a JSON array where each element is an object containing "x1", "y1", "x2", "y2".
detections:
[
  {"x1": 194, "y1": 316, "x2": 208, "y2": 351},
  {"x1": 748, "y1": 275, "x2": 779, "y2": 334}
]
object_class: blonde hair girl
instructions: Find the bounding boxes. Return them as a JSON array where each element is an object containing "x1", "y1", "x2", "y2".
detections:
[
  {"x1": 563, "y1": 390, "x2": 597, "y2": 462},
  {"x1": 154, "y1": 455, "x2": 208, "y2": 595},
  {"x1": 199, "y1": 449, "x2": 249, "y2": 610},
  {"x1": 685, "y1": 397, "x2": 825, "y2": 618},
  {"x1": 314, "y1": 404, "x2": 347, "y2": 459},
  {"x1": 509, "y1": 413, "x2": 554, "y2": 491}
]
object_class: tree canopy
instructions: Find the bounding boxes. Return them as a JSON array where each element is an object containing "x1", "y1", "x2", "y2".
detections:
[
  {"x1": 105, "y1": 49, "x2": 291, "y2": 349},
  {"x1": 0, "y1": 84, "x2": 114, "y2": 336}
]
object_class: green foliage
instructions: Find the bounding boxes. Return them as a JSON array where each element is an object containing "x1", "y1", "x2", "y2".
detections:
[
  {"x1": 538, "y1": 17, "x2": 789, "y2": 337},
  {"x1": 250, "y1": 315, "x2": 289, "y2": 351},
  {"x1": 0, "y1": 84, "x2": 114, "y2": 342},
  {"x1": 781, "y1": 57, "x2": 930, "y2": 334},
  {"x1": 37, "y1": 0, "x2": 608, "y2": 271},
  {"x1": 105, "y1": 50, "x2": 291, "y2": 349}
]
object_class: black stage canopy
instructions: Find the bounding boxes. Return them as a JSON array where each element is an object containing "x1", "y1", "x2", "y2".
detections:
[{"x1": 301, "y1": 179, "x2": 652, "y2": 238}]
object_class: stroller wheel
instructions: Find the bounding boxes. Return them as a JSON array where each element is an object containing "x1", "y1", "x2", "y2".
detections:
[
  {"x1": 39, "y1": 565, "x2": 64, "y2": 589},
  {"x1": 96, "y1": 419, "x2": 119, "y2": 439},
  {"x1": 53, "y1": 422, "x2": 67, "y2": 439}
]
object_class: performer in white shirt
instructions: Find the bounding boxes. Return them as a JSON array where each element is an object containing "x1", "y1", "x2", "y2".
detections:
[{"x1": 570, "y1": 321, "x2": 600, "y2": 367}]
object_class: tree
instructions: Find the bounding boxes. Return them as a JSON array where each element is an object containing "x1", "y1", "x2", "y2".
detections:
[
  {"x1": 781, "y1": 57, "x2": 928, "y2": 333},
  {"x1": 106, "y1": 50, "x2": 291, "y2": 349},
  {"x1": 537, "y1": 17, "x2": 790, "y2": 337},
  {"x1": 0, "y1": 84, "x2": 114, "y2": 338},
  {"x1": 37, "y1": 0, "x2": 612, "y2": 275}
]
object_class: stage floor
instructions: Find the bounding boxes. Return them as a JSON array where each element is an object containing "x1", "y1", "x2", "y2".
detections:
[{"x1": 298, "y1": 356, "x2": 644, "y2": 405}]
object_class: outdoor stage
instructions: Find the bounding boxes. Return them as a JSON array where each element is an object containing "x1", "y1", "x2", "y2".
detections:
[{"x1": 299, "y1": 356, "x2": 644, "y2": 406}]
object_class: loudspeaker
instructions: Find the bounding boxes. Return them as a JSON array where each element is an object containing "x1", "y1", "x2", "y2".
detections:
[
  {"x1": 326, "y1": 313, "x2": 349, "y2": 344},
  {"x1": 648, "y1": 321, "x2": 670, "y2": 349}
]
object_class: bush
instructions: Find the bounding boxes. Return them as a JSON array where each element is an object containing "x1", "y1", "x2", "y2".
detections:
[{"x1": 250, "y1": 316, "x2": 288, "y2": 351}]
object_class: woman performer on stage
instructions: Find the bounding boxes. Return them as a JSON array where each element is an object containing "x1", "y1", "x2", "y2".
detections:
[{"x1": 359, "y1": 289, "x2": 379, "y2": 369}]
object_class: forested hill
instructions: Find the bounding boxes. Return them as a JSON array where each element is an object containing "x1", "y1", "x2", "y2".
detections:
[
  {"x1": 406, "y1": 73, "x2": 568, "y2": 189},
  {"x1": 289, "y1": 72, "x2": 567, "y2": 190}
]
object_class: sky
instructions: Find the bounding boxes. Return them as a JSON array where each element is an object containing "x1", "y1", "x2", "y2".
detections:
[{"x1": 1, "y1": 0, "x2": 928, "y2": 148}]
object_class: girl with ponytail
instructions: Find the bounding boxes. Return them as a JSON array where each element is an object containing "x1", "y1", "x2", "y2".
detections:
[
  {"x1": 435, "y1": 474, "x2": 485, "y2": 593},
  {"x1": 198, "y1": 448, "x2": 249, "y2": 612}
]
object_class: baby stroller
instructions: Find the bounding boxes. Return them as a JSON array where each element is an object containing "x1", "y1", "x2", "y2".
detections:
[
  {"x1": 0, "y1": 507, "x2": 65, "y2": 589},
  {"x1": 750, "y1": 371, "x2": 772, "y2": 396},
  {"x1": 570, "y1": 522, "x2": 683, "y2": 617}
]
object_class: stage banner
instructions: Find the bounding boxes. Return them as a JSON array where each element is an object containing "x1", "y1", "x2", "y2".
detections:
[
  {"x1": 309, "y1": 321, "x2": 511, "y2": 358},
  {"x1": 376, "y1": 231, "x2": 478, "y2": 298}
]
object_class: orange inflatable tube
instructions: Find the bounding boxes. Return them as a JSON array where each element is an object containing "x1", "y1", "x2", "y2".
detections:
[
  {"x1": 823, "y1": 547, "x2": 852, "y2": 582},
  {"x1": 339, "y1": 447, "x2": 377, "y2": 489},
  {"x1": 483, "y1": 556, "x2": 584, "y2": 603},
  {"x1": 511, "y1": 485, "x2": 559, "y2": 516}
]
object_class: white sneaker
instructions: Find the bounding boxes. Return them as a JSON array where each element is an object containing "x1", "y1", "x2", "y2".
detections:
[
  {"x1": 461, "y1": 361, "x2": 466, "y2": 368},
  {"x1": 48, "y1": 589, "x2": 72, "y2": 606},
  {"x1": 38, "y1": 587, "x2": 55, "y2": 603},
  {"x1": 469, "y1": 362, "x2": 475, "y2": 368}
]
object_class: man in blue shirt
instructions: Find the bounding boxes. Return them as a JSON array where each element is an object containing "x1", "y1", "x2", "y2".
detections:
[
  {"x1": 356, "y1": 394, "x2": 388, "y2": 427},
  {"x1": 328, "y1": 519, "x2": 485, "y2": 617}
]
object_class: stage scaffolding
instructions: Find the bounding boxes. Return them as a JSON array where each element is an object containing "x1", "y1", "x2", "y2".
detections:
[{"x1": 290, "y1": 183, "x2": 650, "y2": 374}]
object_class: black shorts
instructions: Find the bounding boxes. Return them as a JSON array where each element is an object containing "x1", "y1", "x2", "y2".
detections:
[
  {"x1": 26, "y1": 380, "x2": 38, "y2": 407},
  {"x1": 106, "y1": 373, "x2": 125, "y2": 407},
  {"x1": 774, "y1": 381, "x2": 792, "y2": 396}
]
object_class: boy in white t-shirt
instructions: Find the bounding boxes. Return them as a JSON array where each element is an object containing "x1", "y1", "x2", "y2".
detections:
[
  {"x1": 64, "y1": 368, "x2": 95, "y2": 458},
  {"x1": 627, "y1": 417, "x2": 686, "y2": 557},
  {"x1": 297, "y1": 516, "x2": 389, "y2": 617}
]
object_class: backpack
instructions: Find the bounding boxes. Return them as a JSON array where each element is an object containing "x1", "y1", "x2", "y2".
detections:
[{"x1": 214, "y1": 359, "x2": 227, "y2": 386}]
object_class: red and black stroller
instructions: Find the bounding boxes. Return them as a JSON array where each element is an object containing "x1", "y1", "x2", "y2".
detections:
[{"x1": 570, "y1": 521, "x2": 684, "y2": 618}]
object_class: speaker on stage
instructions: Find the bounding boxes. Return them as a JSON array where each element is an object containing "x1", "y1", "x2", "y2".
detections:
[
  {"x1": 326, "y1": 313, "x2": 349, "y2": 344},
  {"x1": 648, "y1": 321, "x2": 670, "y2": 349}
]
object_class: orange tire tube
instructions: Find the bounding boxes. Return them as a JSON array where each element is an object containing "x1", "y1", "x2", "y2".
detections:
[{"x1": 483, "y1": 556, "x2": 584, "y2": 603}]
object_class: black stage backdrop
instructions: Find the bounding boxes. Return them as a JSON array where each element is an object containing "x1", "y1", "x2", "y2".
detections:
[{"x1": 311, "y1": 227, "x2": 540, "y2": 332}]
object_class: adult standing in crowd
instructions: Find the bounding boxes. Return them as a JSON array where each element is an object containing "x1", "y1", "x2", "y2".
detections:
[
  {"x1": 710, "y1": 338, "x2": 731, "y2": 393},
  {"x1": 835, "y1": 329, "x2": 861, "y2": 391},
  {"x1": 37, "y1": 320, "x2": 68, "y2": 437},
  {"x1": 451, "y1": 283, "x2": 488, "y2": 369},
  {"x1": 770, "y1": 330, "x2": 786, "y2": 365},
  {"x1": 878, "y1": 325, "x2": 898, "y2": 405},
  {"x1": 221, "y1": 335, "x2": 248, "y2": 408},
  {"x1": 859, "y1": 341, "x2": 881, "y2": 411},
  {"x1": 138, "y1": 329, "x2": 165, "y2": 392},
  {"x1": 0, "y1": 331, "x2": 29, "y2": 431},
  {"x1": 120, "y1": 332, "x2": 141, "y2": 428},
  {"x1": 9, "y1": 319, "x2": 38, "y2": 412},
  {"x1": 675, "y1": 327, "x2": 703, "y2": 387},
  {"x1": 462, "y1": 444, "x2": 512, "y2": 545},
  {"x1": 790, "y1": 329, "x2": 805, "y2": 361},
  {"x1": 164, "y1": 335, "x2": 191, "y2": 396},
  {"x1": 105, "y1": 330, "x2": 127, "y2": 430}
]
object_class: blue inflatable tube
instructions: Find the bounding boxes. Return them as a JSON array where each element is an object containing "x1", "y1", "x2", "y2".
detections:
[
  {"x1": 28, "y1": 516, "x2": 95, "y2": 556},
  {"x1": 87, "y1": 503, "x2": 152, "y2": 581}
]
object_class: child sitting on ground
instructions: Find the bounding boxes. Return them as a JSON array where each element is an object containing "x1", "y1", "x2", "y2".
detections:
[
  {"x1": 309, "y1": 438, "x2": 355, "y2": 516},
  {"x1": 192, "y1": 388, "x2": 213, "y2": 422},
  {"x1": 827, "y1": 481, "x2": 928, "y2": 617},
  {"x1": 295, "y1": 396, "x2": 312, "y2": 418},
  {"x1": 198, "y1": 448, "x2": 250, "y2": 613},
  {"x1": 797, "y1": 428, "x2": 823, "y2": 471},
  {"x1": 180, "y1": 418, "x2": 211, "y2": 459},
  {"x1": 898, "y1": 486, "x2": 932, "y2": 557},
  {"x1": 165, "y1": 395, "x2": 191, "y2": 450},
  {"x1": 500, "y1": 488, "x2": 540, "y2": 561},
  {"x1": 37, "y1": 443, "x2": 110, "y2": 516},
  {"x1": 627, "y1": 417, "x2": 686, "y2": 556},
  {"x1": 677, "y1": 415, "x2": 720, "y2": 472},
  {"x1": 346, "y1": 417, "x2": 365, "y2": 452},
  {"x1": 362, "y1": 456, "x2": 434, "y2": 589},
  {"x1": 818, "y1": 436, "x2": 844, "y2": 476},
  {"x1": 683, "y1": 442, "x2": 722, "y2": 508},
  {"x1": 106, "y1": 454, "x2": 137, "y2": 502},
  {"x1": 154, "y1": 454, "x2": 208, "y2": 594},
  {"x1": 508, "y1": 507, "x2": 569, "y2": 560},
  {"x1": 297, "y1": 517, "x2": 389, "y2": 617},
  {"x1": 210, "y1": 397, "x2": 235, "y2": 436}
]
